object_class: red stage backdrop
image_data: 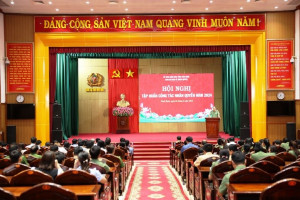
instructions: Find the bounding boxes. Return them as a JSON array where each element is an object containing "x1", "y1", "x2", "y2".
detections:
[
  {"x1": 139, "y1": 74, "x2": 214, "y2": 123},
  {"x1": 6, "y1": 43, "x2": 34, "y2": 93},
  {"x1": 35, "y1": 14, "x2": 265, "y2": 32},
  {"x1": 267, "y1": 40, "x2": 293, "y2": 89},
  {"x1": 109, "y1": 59, "x2": 139, "y2": 133}
]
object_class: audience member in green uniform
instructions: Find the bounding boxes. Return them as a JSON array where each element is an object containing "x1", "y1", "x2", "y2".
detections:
[
  {"x1": 251, "y1": 143, "x2": 276, "y2": 162},
  {"x1": 208, "y1": 149, "x2": 230, "y2": 180},
  {"x1": 90, "y1": 146, "x2": 110, "y2": 173},
  {"x1": 106, "y1": 144, "x2": 124, "y2": 168},
  {"x1": 218, "y1": 151, "x2": 246, "y2": 196},
  {"x1": 4, "y1": 143, "x2": 29, "y2": 165},
  {"x1": 30, "y1": 145, "x2": 42, "y2": 159},
  {"x1": 280, "y1": 137, "x2": 290, "y2": 151},
  {"x1": 288, "y1": 141, "x2": 300, "y2": 158}
]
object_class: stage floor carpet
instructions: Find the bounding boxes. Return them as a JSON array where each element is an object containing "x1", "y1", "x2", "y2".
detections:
[{"x1": 68, "y1": 132, "x2": 232, "y2": 143}]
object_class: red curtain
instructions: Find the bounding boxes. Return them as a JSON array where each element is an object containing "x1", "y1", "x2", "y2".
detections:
[{"x1": 108, "y1": 59, "x2": 139, "y2": 133}]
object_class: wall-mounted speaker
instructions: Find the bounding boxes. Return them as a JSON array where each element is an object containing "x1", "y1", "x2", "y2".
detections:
[
  {"x1": 7, "y1": 125, "x2": 16, "y2": 144},
  {"x1": 286, "y1": 122, "x2": 296, "y2": 141},
  {"x1": 240, "y1": 128, "x2": 250, "y2": 140},
  {"x1": 52, "y1": 130, "x2": 63, "y2": 143},
  {"x1": 52, "y1": 117, "x2": 62, "y2": 130},
  {"x1": 53, "y1": 104, "x2": 62, "y2": 118}
]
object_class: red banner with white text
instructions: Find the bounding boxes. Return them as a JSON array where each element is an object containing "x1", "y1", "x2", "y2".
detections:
[{"x1": 35, "y1": 14, "x2": 265, "y2": 32}]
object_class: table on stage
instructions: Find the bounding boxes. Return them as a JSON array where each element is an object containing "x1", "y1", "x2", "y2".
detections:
[
  {"x1": 227, "y1": 183, "x2": 270, "y2": 200},
  {"x1": 2, "y1": 184, "x2": 101, "y2": 200}
]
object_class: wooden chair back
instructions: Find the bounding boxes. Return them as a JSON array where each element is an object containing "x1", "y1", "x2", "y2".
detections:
[
  {"x1": 200, "y1": 156, "x2": 219, "y2": 167},
  {"x1": 63, "y1": 157, "x2": 75, "y2": 168},
  {"x1": 0, "y1": 175, "x2": 10, "y2": 187},
  {"x1": 55, "y1": 169, "x2": 97, "y2": 185},
  {"x1": 2, "y1": 163, "x2": 30, "y2": 176},
  {"x1": 19, "y1": 182, "x2": 78, "y2": 200},
  {"x1": 23, "y1": 149, "x2": 31, "y2": 155},
  {"x1": 10, "y1": 169, "x2": 53, "y2": 186},
  {"x1": 276, "y1": 152, "x2": 297, "y2": 162},
  {"x1": 104, "y1": 159, "x2": 115, "y2": 168},
  {"x1": 260, "y1": 178, "x2": 300, "y2": 200},
  {"x1": 90, "y1": 163, "x2": 107, "y2": 174},
  {"x1": 0, "y1": 187, "x2": 16, "y2": 200},
  {"x1": 276, "y1": 146, "x2": 286, "y2": 154},
  {"x1": 250, "y1": 160, "x2": 280, "y2": 174},
  {"x1": 114, "y1": 148, "x2": 125, "y2": 160},
  {"x1": 229, "y1": 167, "x2": 272, "y2": 183},
  {"x1": 212, "y1": 147, "x2": 220, "y2": 154},
  {"x1": 100, "y1": 149, "x2": 105, "y2": 156},
  {"x1": 102, "y1": 154, "x2": 121, "y2": 167},
  {"x1": 0, "y1": 147, "x2": 9, "y2": 155},
  {"x1": 182, "y1": 148, "x2": 199, "y2": 160},
  {"x1": 245, "y1": 156, "x2": 255, "y2": 166},
  {"x1": 283, "y1": 161, "x2": 300, "y2": 169},
  {"x1": 29, "y1": 158, "x2": 41, "y2": 168},
  {"x1": 261, "y1": 156, "x2": 285, "y2": 166},
  {"x1": 273, "y1": 166, "x2": 300, "y2": 182},
  {"x1": 0, "y1": 159, "x2": 11, "y2": 169},
  {"x1": 212, "y1": 160, "x2": 234, "y2": 173}
]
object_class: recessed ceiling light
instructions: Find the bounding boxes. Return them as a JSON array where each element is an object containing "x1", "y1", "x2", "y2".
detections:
[
  {"x1": 125, "y1": 8, "x2": 128, "y2": 11},
  {"x1": 275, "y1": 6, "x2": 278, "y2": 9},
  {"x1": 123, "y1": 0, "x2": 127, "y2": 4},
  {"x1": 205, "y1": 7, "x2": 209, "y2": 10},
  {"x1": 209, "y1": 0, "x2": 213, "y2": 3},
  {"x1": 284, "y1": 0, "x2": 288, "y2": 2},
  {"x1": 171, "y1": 8, "x2": 175, "y2": 11},
  {"x1": 55, "y1": 8, "x2": 59, "y2": 11},
  {"x1": 90, "y1": 8, "x2": 94, "y2": 11},
  {"x1": 240, "y1": 6, "x2": 243, "y2": 10},
  {"x1": 172, "y1": 0, "x2": 176, "y2": 3},
  {"x1": 48, "y1": 1, "x2": 52, "y2": 5},
  {"x1": 247, "y1": 0, "x2": 250, "y2": 2},
  {"x1": 86, "y1": 1, "x2": 90, "y2": 4},
  {"x1": 10, "y1": 0, "x2": 14, "y2": 5}
]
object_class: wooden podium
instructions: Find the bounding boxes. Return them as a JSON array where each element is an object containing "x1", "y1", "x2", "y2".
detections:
[
  {"x1": 116, "y1": 116, "x2": 130, "y2": 133},
  {"x1": 205, "y1": 117, "x2": 220, "y2": 138}
]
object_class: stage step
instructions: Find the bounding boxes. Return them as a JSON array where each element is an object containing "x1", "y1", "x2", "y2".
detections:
[{"x1": 133, "y1": 142, "x2": 172, "y2": 161}]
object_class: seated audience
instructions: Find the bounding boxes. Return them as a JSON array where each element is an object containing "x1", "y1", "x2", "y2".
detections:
[
  {"x1": 71, "y1": 139, "x2": 78, "y2": 147},
  {"x1": 73, "y1": 146, "x2": 84, "y2": 160},
  {"x1": 215, "y1": 138, "x2": 224, "y2": 149},
  {"x1": 194, "y1": 143, "x2": 219, "y2": 167},
  {"x1": 251, "y1": 142, "x2": 276, "y2": 162},
  {"x1": 50, "y1": 145, "x2": 59, "y2": 152},
  {"x1": 208, "y1": 149, "x2": 230, "y2": 180},
  {"x1": 243, "y1": 144, "x2": 251, "y2": 155},
  {"x1": 25, "y1": 137, "x2": 37, "y2": 149},
  {"x1": 281, "y1": 137, "x2": 290, "y2": 151},
  {"x1": 74, "y1": 151, "x2": 107, "y2": 184},
  {"x1": 105, "y1": 137, "x2": 111, "y2": 146},
  {"x1": 5, "y1": 144, "x2": 29, "y2": 165},
  {"x1": 30, "y1": 145, "x2": 42, "y2": 159},
  {"x1": 180, "y1": 136, "x2": 199, "y2": 154},
  {"x1": 9, "y1": 149, "x2": 22, "y2": 163},
  {"x1": 107, "y1": 144, "x2": 124, "y2": 168},
  {"x1": 228, "y1": 144, "x2": 238, "y2": 160},
  {"x1": 288, "y1": 141, "x2": 300, "y2": 158},
  {"x1": 175, "y1": 136, "x2": 182, "y2": 144},
  {"x1": 36, "y1": 151, "x2": 63, "y2": 179},
  {"x1": 125, "y1": 139, "x2": 134, "y2": 155},
  {"x1": 218, "y1": 151, "x2": 246, "y2": 196},
  {"x1": 89, "y1": 146, "x2": 110, "y2": 173},
  {"x1": 85, "y1": 140, "x2": 94, "y2": 152},
  {"x1": 97, "y1": 140, "x2": 107, "y2": 153},
  {"x1": 55, "y1": 151, "x2": 68, "y2": 171},
  {"x1": 262, "y1": 138, "x2": 270, "y2": 150},
  {"x1": 35, "y1": 140, "x2": 42, "y2": 149},
  {"x1": 227, "y1": 137, "x2": 236, "y2": 145}
]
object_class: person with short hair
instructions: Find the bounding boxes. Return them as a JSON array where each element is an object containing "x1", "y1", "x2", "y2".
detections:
[
  {"x1": 251, "y1": 142, "x2": 276, "y2": 162},
  {"x1": 97, "y1": 140, "x2": 107, "y2": 153},
  {"x1": 50, "y1": 145, "x2": 59, "y2": 152},
  {"x1": 10, "y1": 150, "x2": 22, "y2": 163},
  {"x1": 73, "y1": 146, "x2": 84, "y2": 160},
  {"x1": 218, "y1": 151, "x2": 246, "y2": 196},
  {"x1": 208, "y1": 149, "x2": 230, "y2": 180},
  {"x1": 125, "y1": 139, "x2": 133, "y2": 155},
  {"x1": 25, "y1": 137, "x2": 37, "y2": 149},
  {"x1": 30, "y1": 145, "x2": 42, "y2": 159},
  {"x1": 194, "y1": 143, "x2": 219, "y2": 167},
  {"x1": 71, "y1": 139, "x2": 78, "y2": 147},
  {"x1": 281, "y1": 137, "x2": 290, "y2": 151},
  {"x1": 106, "y1": 144, "x2": 124, "y2": 168},
  {"x1": 5, "y1": 144, "x2": 29, "y2": 165},
  {"x1": 89, "y1": 146, "x2": 110, "y2": 173},
  {"x1": 180, "y1": 136, "x2": 199, "y2": 153}
]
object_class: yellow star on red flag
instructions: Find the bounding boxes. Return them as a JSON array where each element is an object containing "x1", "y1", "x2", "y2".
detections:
[{"x1": 126, "y1": 69, "x2": 134, "y2": 78}]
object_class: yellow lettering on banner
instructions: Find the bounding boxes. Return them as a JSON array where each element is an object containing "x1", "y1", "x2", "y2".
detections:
[
  {"x1": 211, "y1": 17, "x2": 233, "y2": 27},
  {"x1": 70, "y1": 18, "x2": 91, "y2": 29},
  {"x1": 135, "y1": 20, "x2": 153, "y2": 28},
  {"x1": 94, "y1": 19, "x2": 110, "y2": 29},
  {"x1": 113, "y1": 19, "x2": 133, "y2": 29},
  {"x1": 156, "y1": 19, "x2": 184, "y2": 28},
  {"x1": 44, "y1": 19, "x2": 67, "y2": 29},
  {"x1": 187, "y1": 19, "x2": 207, "y2": 27},
  {"x1": 237, "y1": 17, "x2": 258, "y2": 27}
]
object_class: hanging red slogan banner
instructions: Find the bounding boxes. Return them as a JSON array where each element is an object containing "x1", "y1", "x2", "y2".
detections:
[
  {"x1": 35, "y1": 14, "x2": 265, "y2": 32},
  {"x1": 267, "y1": 40, "x2": 293, "y2": 90},
  {"x1": 6, "y1": 43, "x2": 34, "y2": 93}
]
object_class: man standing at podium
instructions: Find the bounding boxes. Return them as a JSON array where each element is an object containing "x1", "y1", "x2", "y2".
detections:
[{"x1": 209, "y1": 106, "x2": 220, "y2": 118}]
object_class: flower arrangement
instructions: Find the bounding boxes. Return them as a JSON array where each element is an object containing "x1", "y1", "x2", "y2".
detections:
[{"x1": 112, "y1": 107, "x2": 134, "y2": 117}]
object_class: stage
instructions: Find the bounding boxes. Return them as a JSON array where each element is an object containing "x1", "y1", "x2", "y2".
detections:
[{"x1": 68, "y1": 132, "x2": 232, "y2": 143}]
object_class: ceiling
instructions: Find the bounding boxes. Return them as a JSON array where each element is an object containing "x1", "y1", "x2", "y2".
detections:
[{"x1": 0, "y1": 0, "x2": 299, "y2": 15}]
